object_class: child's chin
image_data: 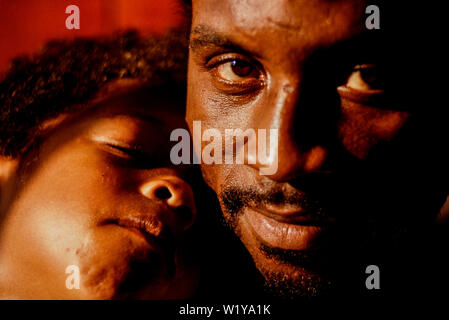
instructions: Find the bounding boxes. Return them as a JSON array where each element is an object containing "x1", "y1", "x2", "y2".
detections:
[
  {"x1": 79, "y1": 264, "x2": 172, "y2": 300},
  {"x1": 76, "y1": 252, "x2": 170, "y2": 299}
]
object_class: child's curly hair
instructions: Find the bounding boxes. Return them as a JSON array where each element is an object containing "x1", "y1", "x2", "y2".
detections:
[{"x1": 0, "y1": 30, "x2": 188, "y2": 157}]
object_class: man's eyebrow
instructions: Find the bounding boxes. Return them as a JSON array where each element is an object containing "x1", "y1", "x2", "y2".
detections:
[
  {"x1": 327, "y1": 31, "x2": 383, "y2": 63},
  {"x1": 190, "y1": 24, "x2": 260, "y2": 58}
]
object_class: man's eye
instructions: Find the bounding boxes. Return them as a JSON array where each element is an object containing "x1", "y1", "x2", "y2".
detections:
[
  {"x1": 216, "y1": 59, "x2": 258, "y2": 81},
  {"x1": 345, "y1": 64, "x2": 383, "y2": 91},
  {"x1": 207, "y1": 54, "x2": 264, "y2": 94}
]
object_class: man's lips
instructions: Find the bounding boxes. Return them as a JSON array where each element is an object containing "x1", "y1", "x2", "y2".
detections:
[
  {"x1": 243, "y1": 206, "x2": 335, "y2": 251},
  {"x1": 253, "y1": 205, "x2": 334, "y2": 225}
]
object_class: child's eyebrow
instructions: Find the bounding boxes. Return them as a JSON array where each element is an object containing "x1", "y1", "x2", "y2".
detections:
[
  {"x1": 133, "y1": 113, "x2": 164, "y2": 125},
  {"x1": 110, "y1": 112, "x2": 165, "y2": 126}
]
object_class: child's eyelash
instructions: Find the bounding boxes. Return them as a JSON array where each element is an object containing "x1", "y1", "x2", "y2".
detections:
[
  {"x1": 104, "y1": 143, "x2": 161, "y2": 169},
  {"x1": 106, "y1": 143, "x2": 147, "y2": 159}
]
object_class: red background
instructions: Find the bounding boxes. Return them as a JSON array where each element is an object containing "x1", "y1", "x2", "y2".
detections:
[{"x1": 0, "y1": 0, "x2": 184, "y2": 73}]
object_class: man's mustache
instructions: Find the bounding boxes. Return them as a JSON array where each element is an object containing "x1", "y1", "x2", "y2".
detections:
[{"x1": 219, "y1": 185, "x2": 325, "y2": 218}]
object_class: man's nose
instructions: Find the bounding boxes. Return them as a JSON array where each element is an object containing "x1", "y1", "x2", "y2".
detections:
[
  {"x1": 139, "y1": 176, "x2": 197, "y2": 230},
  {"x1": 246, "y1": 82, "x2": 330, "y2": 181}
]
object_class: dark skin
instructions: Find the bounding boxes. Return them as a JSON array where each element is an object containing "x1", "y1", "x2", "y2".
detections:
[
  {"x1": 186, "y1": 0, "x2": 446, "y2": 296},
  {"x1": 0, "y1": 81, "x2": 199, "y2": 299}
]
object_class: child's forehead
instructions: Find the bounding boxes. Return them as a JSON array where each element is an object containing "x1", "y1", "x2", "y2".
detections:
[
  {"x1": 37, "y1": 79, "x2": 187, "y2": 146},
  {"x1": 88, "y1": 79, "x2": 186, "y2": 125}
]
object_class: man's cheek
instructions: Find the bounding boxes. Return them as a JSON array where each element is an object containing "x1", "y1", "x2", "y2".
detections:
[
  {"x1": 338, "y1": 100, "x2": 410, "y2": 159},
  {"x1": 198, "y1": 163, "x2": 233, "y2": 196}
]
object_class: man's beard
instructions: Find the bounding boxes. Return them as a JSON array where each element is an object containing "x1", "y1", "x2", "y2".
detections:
[
  {"x1": 216, "y1": 170, "x2": 443, "y2": 298},
  {"x1": 257, "y1": 243, "x2": 340, "y2": 298},
  {"x1": 219, "y1": 185, "x2": 350, "y2": 298}
]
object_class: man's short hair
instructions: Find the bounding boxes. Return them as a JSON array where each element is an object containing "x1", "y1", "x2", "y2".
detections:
[{"x1": 0, "y1": 30, "x2": 188, "y2": 158}]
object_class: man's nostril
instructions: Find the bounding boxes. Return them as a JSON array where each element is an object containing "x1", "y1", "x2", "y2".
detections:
[
  {"x1": 154, "y1": 186, "x2": 172, "y2": 200},
  {"x1": 175, "y1": 205, "x2": 194, "y2": 222}
]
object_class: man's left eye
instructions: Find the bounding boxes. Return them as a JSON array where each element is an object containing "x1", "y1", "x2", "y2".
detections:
[{"x1": 344, "y1": 64, "x2": 383, "y2": 91}]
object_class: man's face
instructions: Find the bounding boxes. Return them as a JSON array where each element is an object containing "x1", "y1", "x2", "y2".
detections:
[
  {"x1": 0, "y1": 83, "x2": 198, "y2": 299},
  {"x1": 186, "y1": 0, "x2": 441, "y2": 295}
]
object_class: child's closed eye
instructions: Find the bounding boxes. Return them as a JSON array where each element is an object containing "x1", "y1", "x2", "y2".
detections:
[{"x1": 100, "y1": 142, "x2": 159, "y2": 168}]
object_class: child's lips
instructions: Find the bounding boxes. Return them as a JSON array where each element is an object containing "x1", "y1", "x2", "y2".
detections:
[
  {"x1": 109, "y1": 214, "x2": 178, "y2": 278},
  {"x1": 116, "y1": 215, "x2": 164, "y2": 238},
  {"x1": 103, "y1": 213, "x2": 176, "y2": 254}
]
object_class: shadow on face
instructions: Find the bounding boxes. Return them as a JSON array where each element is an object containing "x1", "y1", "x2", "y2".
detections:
[{"x1": 186, "y1": 0, "x2": 449, "y2": 296}]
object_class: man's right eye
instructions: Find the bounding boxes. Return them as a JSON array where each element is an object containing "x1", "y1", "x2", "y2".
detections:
[{"x1": 207, "y1": 54, "x2": 264, "y2": 94}]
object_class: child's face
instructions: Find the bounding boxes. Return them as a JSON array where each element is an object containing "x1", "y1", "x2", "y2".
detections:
[{"x1": 0, "y1": 82, "x2": 198, "y2": 299}]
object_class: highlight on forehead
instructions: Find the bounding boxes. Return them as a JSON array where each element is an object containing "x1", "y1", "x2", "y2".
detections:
[
  {"x1": 189, "y1": 1, "x2": 374, "y2": 61},
  {"x1": 191, "y1": 0, "x2": 367, "y2": 29}
]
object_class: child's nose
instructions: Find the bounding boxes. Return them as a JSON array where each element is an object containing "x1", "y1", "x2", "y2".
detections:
[{"x1": 139, "y1": 176, "x2": 197, "y2": 230}]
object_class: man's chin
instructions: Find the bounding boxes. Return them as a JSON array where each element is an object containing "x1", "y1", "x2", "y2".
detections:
[
  {"x1": 218, "y1": 187, "x2": 380, "y2": 297},
  {"x1": 257, "y1": 250, "x2": 342, "y2": 297},
  {"x1": 258, "y1": 261, "x2": 334, "y2": 298},
  {"x1": 236, "y1": 221, "x2": 338, "y2": 298}
]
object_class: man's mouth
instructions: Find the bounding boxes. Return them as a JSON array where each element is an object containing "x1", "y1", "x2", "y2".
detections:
[{"x1": 242, "y1": 205, "x2": 335, "y2": 251}]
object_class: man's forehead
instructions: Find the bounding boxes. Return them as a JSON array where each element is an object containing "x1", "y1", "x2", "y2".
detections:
[{"x1": 192, "y1": 0, "x2": 368, "y2": 55}]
